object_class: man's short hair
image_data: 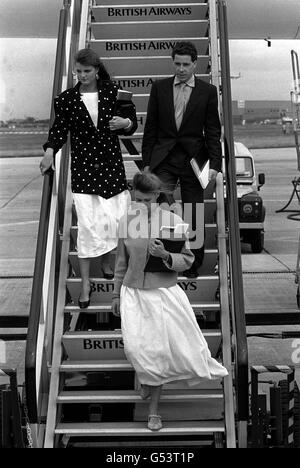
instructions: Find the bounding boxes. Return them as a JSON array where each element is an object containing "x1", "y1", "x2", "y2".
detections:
[{"x1": 171, "y1": 42, "x2": 198, "y2": 62}]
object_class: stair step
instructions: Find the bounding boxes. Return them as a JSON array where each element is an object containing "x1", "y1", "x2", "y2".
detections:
[
  {"x1": 93, "y1": 0, "x2": 208, "y2": 5},
  {"x1": 60, "y1": 360, "x2": 133, "y2": 372},
  {"x1": 62, "y1": 330, "x2": 222, "y2": 360},
  {"x1": 71, "y1": 198, "x2": 215, "y2": 227},
  {"x1": 117, "y1": 79, "x2": 211, "y2": 109},
  {"x1": 55, "y1": 421, "x2": 225, "y2": 437},
  {"x1": 123, "y1": 82, "x2": 211, "y2": 113},
  {"x1": 70, "y1": 223, "x2": 216, "y2": 232},
  {"x1": 204, "y1": 224, "x2": 218, "y2": 248},
  {"x1": 92, "y1": 4, "x2": 209, "y2": 23},
  {"x1": 68, "y1": 250, "x2": 218, "y2": 278},
  {"x1": 64, "y1": 302, "x2": 221, "y2": 314},
  {"x1": 57, "y1": 389, "x2": 223, "y2": 404},
  {"x1": 102, "y1": 56, "x2": 209, "y2": 77},
  {"x1": 205, "y1": 200, "x2": 216, "y2": 224},
  {"x1": 70, "y1": 224, "x2": 217, "y2": 248},
  {"x1": 90, "y1": 37, "x2": 209, "y2": 58},
  {"x1": 66, "y1": 276, "x2": 220, "y2": 304},
  {"x1": 64, "y1": 331, "x2": 221, "y2": 338},
  {"x1": 91, "y1": 21, "x2": 209, "y2": 41}
]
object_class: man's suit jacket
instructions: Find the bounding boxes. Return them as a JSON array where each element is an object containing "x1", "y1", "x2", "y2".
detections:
[{"x1": 142, "y1": 77, "x2": 222, "y2": 172}]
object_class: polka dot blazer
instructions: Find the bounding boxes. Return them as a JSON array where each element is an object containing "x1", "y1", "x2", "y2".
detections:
[{"x1": 43, "y1": 81, "x2": 138, "y2": 198}]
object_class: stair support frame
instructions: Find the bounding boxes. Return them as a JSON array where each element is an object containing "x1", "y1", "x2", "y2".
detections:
[
  {"x1": 216, "y1": 174, "x2": 236, "y2": 448},
  {"x1": 44, "y1": 160, "x2": 74, "y2": 448}
]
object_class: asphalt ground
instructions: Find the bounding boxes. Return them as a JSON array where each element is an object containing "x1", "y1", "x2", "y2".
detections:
[{"x1": 0, "y1": 147, "x2": 300, "y2": 383}]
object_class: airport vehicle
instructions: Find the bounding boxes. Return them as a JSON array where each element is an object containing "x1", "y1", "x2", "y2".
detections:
[{"x1": 233, "y1": 142, "x2": 266, "y2": 253}]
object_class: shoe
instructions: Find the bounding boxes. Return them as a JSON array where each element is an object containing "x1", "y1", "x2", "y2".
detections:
[
  {"x1": 140, "y1": 385, "x2": 150, "y2": 400},
  {"x1": 183, "y1": 267, "x2": 199, "y2": 278},
  {"x1": 78, "y1": 286, "x2": 92, "y2": 309},
  {"x1": 148, "y1": 415, "x2": 162, "y2": 431},
  {"x1": 102, "y1": 271, "x2": 114, "y2": 280},
  {"x1": 101, "y1": 266, "x2": 114, "y2": 280}
]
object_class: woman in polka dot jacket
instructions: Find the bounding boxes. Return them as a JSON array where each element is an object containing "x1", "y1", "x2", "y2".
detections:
[{"x1": 40, "y1": 48, "x2": 138, "y2": 308}]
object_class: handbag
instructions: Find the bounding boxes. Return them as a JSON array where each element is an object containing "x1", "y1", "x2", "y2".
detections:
[{"x1": 114, "y1": 90, "x2": 134, "y2": 118}]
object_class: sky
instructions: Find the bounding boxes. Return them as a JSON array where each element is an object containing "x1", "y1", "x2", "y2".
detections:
[
  {"x1": 229, "y1": 40, "x2": 299, "y2": 101},
  {"x1": 0, "y1": 38, "x2": 57, "y2": 120},
  {"x1": 0, "y1": 38, "x2": 299, "y2": 120}
]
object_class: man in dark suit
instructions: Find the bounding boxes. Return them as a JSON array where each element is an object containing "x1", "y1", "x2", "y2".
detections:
[{"x1": 142, "y1": 41, "x2": 222, "y2": 277}]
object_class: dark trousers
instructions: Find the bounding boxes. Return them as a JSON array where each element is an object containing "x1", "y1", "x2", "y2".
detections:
[{"x1": 154, "y1": 152, "x2": 205, "y2": 270}]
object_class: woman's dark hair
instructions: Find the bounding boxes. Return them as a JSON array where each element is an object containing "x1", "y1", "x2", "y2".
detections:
[
  {"x1": 133, "y1": 171, "x2": 162, "y2": 193},
  {"x1": 171, "y1": 41, "x2": 198, "y2": 62},
  {"x1": 74, "y1": 48, "x2": 110, "y2": 81}
]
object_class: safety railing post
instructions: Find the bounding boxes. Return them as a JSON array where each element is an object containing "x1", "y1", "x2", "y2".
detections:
[
  {"x1": 218, "y1": 0, "x2": 249, "y2": 447},
  {"x1": 0, "y1": 369, "x2": 24, "y2": 448},
  {"x1": 216, "y1": 174, "x2": 237, "y2": 448}
]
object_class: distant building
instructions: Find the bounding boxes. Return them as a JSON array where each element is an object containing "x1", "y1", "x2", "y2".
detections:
[
  {"x1": 232, "y1": 100, "x2": 292, "y2": 124},
  {"x1": 35, "y1": 119, "x2": 50, "y2": 126}
]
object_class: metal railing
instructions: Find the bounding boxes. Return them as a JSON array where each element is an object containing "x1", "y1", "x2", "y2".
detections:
[
  {"x1": 218, "y1": 1, "x2": 249, "y2": 447},
  {"x1": 215, "y1": 174, "x2": 236, "y2": 448},
  {"x1": 0, "y1": 369, "x2": 24, "y2": 448},
  {"x1": 25, "y1": 0, "x2": 84, "y2": 436},
  {"x1": 291, "y1": 50, "x2": 300, "y2": 171}
]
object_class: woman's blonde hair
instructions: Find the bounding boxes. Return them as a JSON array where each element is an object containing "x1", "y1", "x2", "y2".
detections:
[{"x1": 132, "y1": 171, "x2": 162, "y2": 193}]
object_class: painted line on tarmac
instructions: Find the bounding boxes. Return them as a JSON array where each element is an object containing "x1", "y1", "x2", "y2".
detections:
[
  {"x1": 0, "y1": 273, "x2": 34, "y2": 279},
  {"x1": 0, "y1": 175, "x2": 40, "y2": 210},
  {"x1": 0, "y1": 220, "x2": 39, "y2": 228},
  {"x1": 0, "y1": 131, "x2": 47, "y2": 135}
]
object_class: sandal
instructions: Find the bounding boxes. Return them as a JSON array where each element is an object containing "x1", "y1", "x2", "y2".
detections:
[
  {"x1": 140, "y1": 385, "x2": 150, "y2": 400},
  {"x1": 148, "y1": 415, "x2": 162, "y2": 431}
]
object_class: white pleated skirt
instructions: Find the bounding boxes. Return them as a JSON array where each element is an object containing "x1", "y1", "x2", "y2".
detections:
[
  {"x1": 73, "y1": 190, "x2": 131, "y2": 258},
  {"x1": 120, "y1": 284, "x2": 228, "y2": 387}
]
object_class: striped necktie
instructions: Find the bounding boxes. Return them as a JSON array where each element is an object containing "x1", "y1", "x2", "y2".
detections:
[{"x1": 174, "y1": 82, "x2": 187, "y2": 130}]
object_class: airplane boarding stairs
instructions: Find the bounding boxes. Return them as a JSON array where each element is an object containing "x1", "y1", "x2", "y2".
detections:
[
  {"x1": 25, "y1": 0, "x2": 248, "y2": 449},
  {"x1": 44, "y1": 173, "x2": 235, "y2": 449}
]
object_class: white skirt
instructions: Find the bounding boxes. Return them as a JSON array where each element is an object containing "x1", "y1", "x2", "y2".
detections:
[
  {"x1": 73, "y1": 190, "x2": 131, "y2": 258},
  {"x1": 120, "y1": 285, "x2": 228, "y2": 387}
]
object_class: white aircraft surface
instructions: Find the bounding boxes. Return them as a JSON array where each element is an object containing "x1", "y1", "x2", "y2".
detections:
[{"x1": 0, "y1": 0, "x2": 299, "y2": 40}]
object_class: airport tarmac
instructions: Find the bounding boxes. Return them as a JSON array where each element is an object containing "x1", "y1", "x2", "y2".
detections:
[{"x1": 0, "y1": 148, "x2": 300, "y2": 383}]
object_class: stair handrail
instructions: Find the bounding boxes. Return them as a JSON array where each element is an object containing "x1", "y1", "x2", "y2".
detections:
[
  {"x1": 218, "y1": 1, "x2": 249, "y2": 448},
  {"x1": 25, "y1": 0, "x2": 84, "y2": 429},
  {"x1": 44, "y1": 156, "x2": 74, "y2": 448},
  {"x1": 209, "y1": 0, "x2": 221, "y2": 93}
]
